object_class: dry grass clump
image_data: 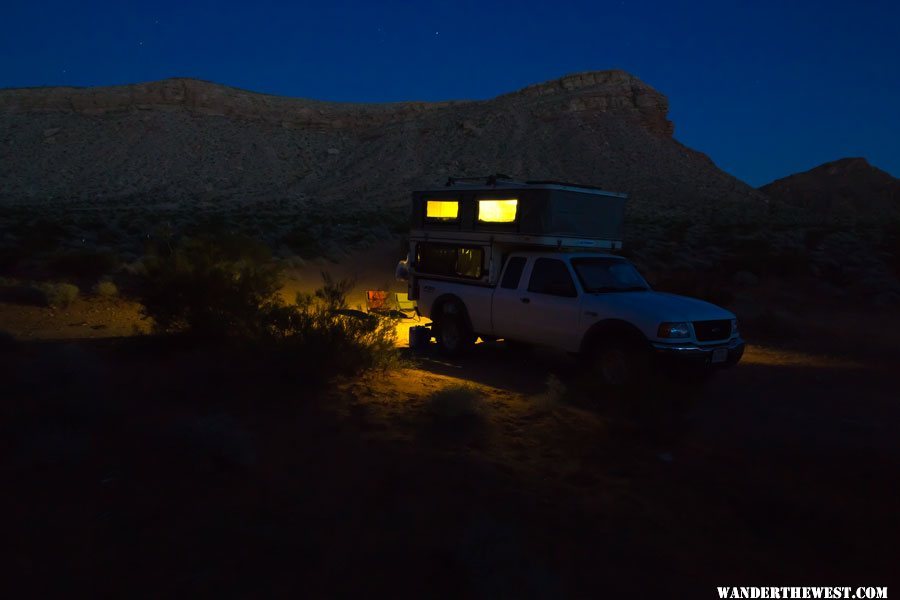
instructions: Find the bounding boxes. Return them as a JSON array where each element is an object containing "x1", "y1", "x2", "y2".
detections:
[
  {"x1": 427, "y1": 384, "x2": 484, "y2": 421},
  {"x1": 531, "y1": 375, "x2": 566, "y2": 414}
]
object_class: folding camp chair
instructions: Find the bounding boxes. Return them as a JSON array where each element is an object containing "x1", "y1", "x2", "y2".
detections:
[
  {"x1": 395, "y1": 292, "x2": 419, "y2": 321},
  {"x1": 365, "y1": 290, "x2": 390, "y2": 314}
]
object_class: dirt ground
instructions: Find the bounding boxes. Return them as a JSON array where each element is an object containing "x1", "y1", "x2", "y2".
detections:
[{"x1": 2, "y1": 245, "x2": 899, "y2": 595}]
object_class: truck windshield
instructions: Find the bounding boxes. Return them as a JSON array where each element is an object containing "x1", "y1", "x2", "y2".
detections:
[{"x1": 570, "y1": 257, "x2": 650, "y2": 293}]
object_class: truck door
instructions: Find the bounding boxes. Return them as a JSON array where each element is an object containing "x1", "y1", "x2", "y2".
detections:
[
  {"x1": 491, "y1": 255, "x2": 529, "y2": 340},
  {"x1": 520, "y1": 257, "x2": 583, "y2": 350},
  {"x1": 494, "y1": 256, "x2": 583, "y2": 351}
]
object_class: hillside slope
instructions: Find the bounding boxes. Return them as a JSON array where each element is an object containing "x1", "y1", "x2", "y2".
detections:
[
  {"x1": 0, "y1": 71, "x2": 764, "y2": 219},
  {"x1": 760, "y1": 157, "x2": 899, "y2": 220}
]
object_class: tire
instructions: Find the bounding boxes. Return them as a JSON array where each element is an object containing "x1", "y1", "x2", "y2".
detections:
[
  {"x1": 589, "y1": 337, "x2": 649, "y2": 388},
  {"x1": 434, "y1": 308, "x2": 474, "y2": 357}
]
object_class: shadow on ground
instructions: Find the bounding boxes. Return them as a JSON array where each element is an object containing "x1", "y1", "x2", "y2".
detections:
[{"x1": 2, "y1": 333, "x2": 898, "y2": 595}]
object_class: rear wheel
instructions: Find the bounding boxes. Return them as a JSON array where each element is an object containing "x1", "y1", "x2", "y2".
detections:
[{"x1": 434, "y1": 310, "x2": 474, "y2": 356}]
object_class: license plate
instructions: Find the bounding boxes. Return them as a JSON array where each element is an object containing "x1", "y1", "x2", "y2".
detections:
[{"x1": 711, "y1": 348, "x2": 728, "y2": 364}]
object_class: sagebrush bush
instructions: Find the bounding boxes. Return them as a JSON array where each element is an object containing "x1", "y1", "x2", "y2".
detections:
[
  {"x1": 135, "y1": 234, "x2": 398, "y2": 376},
  {"x1": 39, "y1": 282, "x2": 79, "y2": 308},
  {"x1": 93, "y1": 280, "x2": 119, "y2": 298}
]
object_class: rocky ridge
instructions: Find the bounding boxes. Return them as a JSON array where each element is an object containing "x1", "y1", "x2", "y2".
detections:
[{"x1": 0, "y1": 70, "x2": 762, "y2": 218}]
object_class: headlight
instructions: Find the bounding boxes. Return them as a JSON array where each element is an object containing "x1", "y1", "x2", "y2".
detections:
[
  {"x1": 657, "y1": 322, "x2": 691, "y2": 339},
  {"x1": 731, "y1": 318, "x2": 739, "y2": 335}
]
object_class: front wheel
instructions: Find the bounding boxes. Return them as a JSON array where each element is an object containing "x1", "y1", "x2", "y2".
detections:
[
  {"x1": 590, "y1": 338, "x2": 649, "y2": 388},
  {"x1": 434, "y1": 311, "x2": 474, "y2": 357}
]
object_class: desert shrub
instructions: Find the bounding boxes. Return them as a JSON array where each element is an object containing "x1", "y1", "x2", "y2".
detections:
[
  {"x1": 282, "y1": 255, "x2": 306, "y2": 269},
  {"x1": 38, "y1": 282, "x2": 79, "y2": 308},
  {"x1": 137, "y1": 233, "x2": 282, "y2": 338},
  {"x1": 427, "y1": 384, "x2": 484, "y2": 420},
  {"x1": 532, "y1": 375, "x2": 566, "y2": 414},
  {"x1": 136, "y1": 235, "x2": 398, "y2": 375},
  {"x1": 266, "y1": 304, "x2": 398, "y2": 375},
  {"x1": 315, "y1": 271, "x2": 354, "y2": 310},
  {"x1": 93, "y1": 280, "x2": 119, "y2": 298}
]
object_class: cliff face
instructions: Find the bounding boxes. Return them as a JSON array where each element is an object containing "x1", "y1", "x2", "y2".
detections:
[
  {"x1": 761, "y1": 158, "x2": 900, "y2": 218},
  {"x1": 501, "y1": 70, "x2": 674, "y2": 137},
  {"x1": 0, "y1": 71, "x2": 672, "y2": 136},
  {"x1": 0, "y1": 70, "x2": 762, "y2": 217}
]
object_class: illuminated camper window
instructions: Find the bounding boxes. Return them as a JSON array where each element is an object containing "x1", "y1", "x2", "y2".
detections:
[
  {"x1": 425, "y1": 200, "x2": 459, "y2": 221},
  {"x1": 416, "y1": 243, "x2": 484, "y2": 279},
  {"x1": 477, "y1": 199, "x2": 518, "y2": 223}
]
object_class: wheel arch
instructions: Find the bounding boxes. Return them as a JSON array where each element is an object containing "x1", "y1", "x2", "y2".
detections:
[{"x1": 431, "y1": 294, "x2": 473, "y2": 331}]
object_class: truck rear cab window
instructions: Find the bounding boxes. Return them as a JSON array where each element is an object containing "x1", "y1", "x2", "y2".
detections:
[
  {"x1": 416, "y1": 243, "x2": 483, "y2": 279},
  {"x1": 425, "y1": 199, "x2": 459, "y2": 221},
  {"x1": 501, "y1": 257, "x2": 527, "y2": 289},
  {"x1": 477, "y1": 199, "x2": 518, "y2": 223},
  {"x1": 528, "y1": 258, "x2": 577, "y2": 297}
]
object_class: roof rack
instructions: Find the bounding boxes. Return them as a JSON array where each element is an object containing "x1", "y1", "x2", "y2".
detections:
[
  {"x1": 444, "y1": 173, "x2": 517, "y2": 187},
  {"x1": 524, "y1": 179, "x2": 609, "y2": 192},
  {"x1": 444, "y1": 174, "x2": 609, "y2": 193}
]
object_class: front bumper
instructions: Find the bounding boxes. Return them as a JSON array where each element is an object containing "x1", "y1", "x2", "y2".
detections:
[{"x1": 651, "y1": 336, "x2": 745, "y2": 368}]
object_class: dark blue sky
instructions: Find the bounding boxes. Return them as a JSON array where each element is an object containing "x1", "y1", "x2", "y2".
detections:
[{"x1": 2, "y1": 0, "x2": 898, "y2": 185}]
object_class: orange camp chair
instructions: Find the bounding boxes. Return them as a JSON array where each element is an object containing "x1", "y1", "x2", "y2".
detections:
[{"x1": 365, "y1": 290, "x2": 390, "y2": 314}]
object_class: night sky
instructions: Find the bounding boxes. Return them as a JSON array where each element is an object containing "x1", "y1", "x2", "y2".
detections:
[{"x1": 2, "y1": 0, "x2": 898, "y2": 186}]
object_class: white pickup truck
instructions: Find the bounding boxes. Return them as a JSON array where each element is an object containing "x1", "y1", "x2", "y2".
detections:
[{"x1": 413, "y1": 251, "x2": 745, "y2": 386}]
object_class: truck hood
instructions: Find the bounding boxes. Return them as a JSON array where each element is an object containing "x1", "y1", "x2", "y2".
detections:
[{"x1": 586, "y1": 290, "x2": 734, "y2": 322}]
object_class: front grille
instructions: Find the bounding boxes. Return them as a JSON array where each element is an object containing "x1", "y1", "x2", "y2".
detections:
[{"x1": 693, "y1": 319, "x2": 731, "y2": 342}]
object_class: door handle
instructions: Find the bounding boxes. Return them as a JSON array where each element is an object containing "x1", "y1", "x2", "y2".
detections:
[{"x1": 520, "y1": 297, "x2": 530, "y2": 304}]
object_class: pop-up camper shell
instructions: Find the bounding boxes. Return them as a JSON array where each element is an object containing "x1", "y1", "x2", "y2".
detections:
[{"x1": 406, "y1": 177, "x2": 628, "y2": 294}]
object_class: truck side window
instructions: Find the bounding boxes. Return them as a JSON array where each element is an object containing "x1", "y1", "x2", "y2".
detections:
[
  {"x1": 500, "y1": 257, "x2": 526, "y2": 289},
  {"x1": 528, "y1": 258, "x2": 577, "y2": 297}
]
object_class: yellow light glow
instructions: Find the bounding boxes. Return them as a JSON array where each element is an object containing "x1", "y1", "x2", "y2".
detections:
[
  {"x1": 478, "y1": 199, "x2": 518, "y2": 223},
  {"x1": 426, "y1": 200, "x2": 459, "y2": 219}
]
